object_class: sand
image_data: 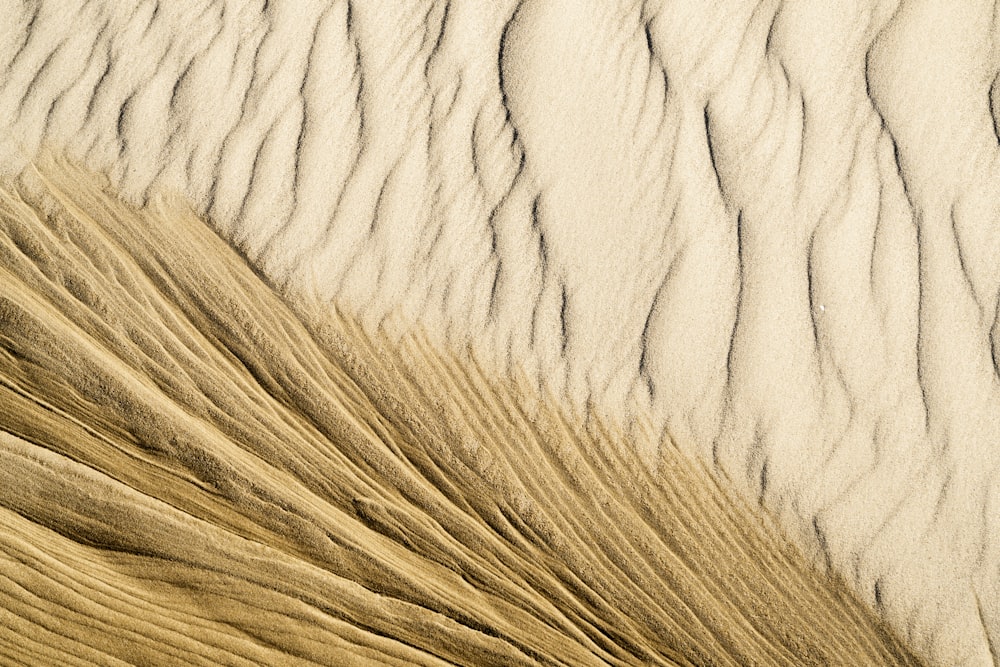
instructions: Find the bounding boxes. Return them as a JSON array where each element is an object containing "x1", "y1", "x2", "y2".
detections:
[
  {"x1": 0, "y1": 161, "x2": 921, "y2": 664},
  {"x1": 0, "y1": 1, "x2": 998, "y2": 664}
]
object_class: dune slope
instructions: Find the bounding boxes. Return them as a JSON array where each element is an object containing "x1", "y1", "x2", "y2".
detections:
[{"x1": 0, "y1": 162, "x2": 925, "y2": 665}]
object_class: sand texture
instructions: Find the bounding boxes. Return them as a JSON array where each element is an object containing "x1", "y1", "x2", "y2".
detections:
[
  {"x1": 0, "y1": 163, "x2": 921, "y2": 665},
  {"x1": 0, "y1": 1, "x2": 998, "y2": 664}
]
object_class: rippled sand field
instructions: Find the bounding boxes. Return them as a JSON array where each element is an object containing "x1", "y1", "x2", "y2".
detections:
[{"x1": 4, "y1": 1, "x2": 1000, "y2": 664}]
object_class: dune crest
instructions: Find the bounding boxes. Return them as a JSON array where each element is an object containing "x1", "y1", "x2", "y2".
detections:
[{"x1": 0, "y1": 161, "x2": 924, "y2": 664}]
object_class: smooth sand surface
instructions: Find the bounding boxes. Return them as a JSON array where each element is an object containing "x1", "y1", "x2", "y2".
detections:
[{"x1": 0, "y1": 1, "x2": 998, "y2": 664}]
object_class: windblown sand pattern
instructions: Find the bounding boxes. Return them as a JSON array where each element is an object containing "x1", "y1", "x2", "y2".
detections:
[
  {"x1": 0, "y1": 167, "x2": 915, "y2": 665},
  {"x1": 0, "y1": 162, "x2": 924, "y2": 664},
  {"x1": 8, "y1": 2, "x2": 1000, "y2": 662}
]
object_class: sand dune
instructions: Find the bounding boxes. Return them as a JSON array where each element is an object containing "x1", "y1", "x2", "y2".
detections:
[
  {"x1": 0, "y1": 162, "x2": 923, "y2": 664},
  {"x1": 2, "y1": 1, "x2": 1000, "y2": 664}
]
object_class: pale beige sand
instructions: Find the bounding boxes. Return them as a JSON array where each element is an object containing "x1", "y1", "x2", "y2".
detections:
[
  {"x1": 0, "y1": 161, "x2": 924, "y2": 665},
  {"x1": 1, "y1": 1, "x2": 999, "y2": 664}
]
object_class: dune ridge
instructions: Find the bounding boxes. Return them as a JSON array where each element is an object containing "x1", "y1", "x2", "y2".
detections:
[{"x1": 0, "y1": 160, "x2": 926, "y2": 664}]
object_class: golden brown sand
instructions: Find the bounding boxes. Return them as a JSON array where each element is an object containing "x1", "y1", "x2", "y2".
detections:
[{"x1": 0, "y1": 161, "x2": 923, "y2": 665}]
